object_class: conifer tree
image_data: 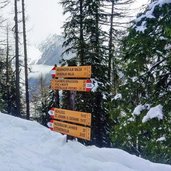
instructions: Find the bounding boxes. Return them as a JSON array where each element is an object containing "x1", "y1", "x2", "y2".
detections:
[
  {"x1": 61, "y1": 0, "x2": 111, "y2": 147},
  {"x1": 0, "y1": 31, "x2": 17, "y2": 115},
  {"x1": 103, "y1": 0, "x2": 134, "y2": 91},
  {"x1": 110, "y1": 0, "x2": 171, "y2": 164}
]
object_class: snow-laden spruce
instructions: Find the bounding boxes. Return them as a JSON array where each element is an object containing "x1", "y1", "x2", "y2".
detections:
[{"x1": 0, "y1": 113, "x2": 171, "y2": 171}]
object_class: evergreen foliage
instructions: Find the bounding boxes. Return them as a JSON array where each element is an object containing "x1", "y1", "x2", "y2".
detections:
[
  {"x1": 30, "y1": 73, "x2": 59, "y2": 125},
  {"x1": 61, "y1": 0, "x2": 112, "y2": 147},
  {"x1": 110, "y1": 1, "x2": 171, "y2": 164},
  {"x1": 0, "y1": 47, "x2": 17, "y2": 115}
]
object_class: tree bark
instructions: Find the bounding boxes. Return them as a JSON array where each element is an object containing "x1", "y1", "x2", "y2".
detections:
[
  {"x1": 22, "y1": 0, "x2": 30, "y2": 120},
  {"x1": 14, "y1": 0, "x2": 21, "y2": 117},
  {"x1": 108, "y1": 1, "x2": 114, "y2": 83}
]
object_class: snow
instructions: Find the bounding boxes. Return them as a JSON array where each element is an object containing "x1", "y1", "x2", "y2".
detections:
[
  {"x1": 91, "y1": 79, "x2": 99, "y2": 92},
  {"x1": 113, "y1": 93, "x2": 122, "y2": 100},
  {"x1": 156, "y1": 136, "x2": 166, "y2": 142},
  {"x1": 132, "y1": 104, "x2": 145, "y2": 116},
  {"x1": 132, "y1": 104, "x2": 151, "y2": 116},
  {"x1": 142, "y1": 104, "x2": 163, "y2": 123},
  {"x1": 0, "y1": 113, "x2": 171, "y2": 171},
  {"x1": 135, "y1": 0, "x2": 171, "y2": 32},
  {"x1": 135, "y1": 21, "x2": 147, "y2": 33},
  {"x1": 28, "y1": 46, "x2": 42, "y2": 65},
  {"x1": 164, "y1": 44, "x2": 171, "y2": 50},
  {"x1": 128, "y1": 117, "x2": 135, "y2": 122},
  {"x1": 132, "y1": 104, "x2": 163, "y2": 123}
]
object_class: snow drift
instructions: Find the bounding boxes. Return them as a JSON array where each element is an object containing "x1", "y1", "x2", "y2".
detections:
[{"x1": 0, "y1": 113, "x2": 170, "y2": 171}]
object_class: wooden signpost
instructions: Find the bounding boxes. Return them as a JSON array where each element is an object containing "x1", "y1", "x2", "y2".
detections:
[
  {"x1": 49, "y1": 108, "x2": 91, "y2": 126},
  {"x1": 48, "y1": 120, "x2": 91, "y2": 141},
  {"x1": 55, "y1": 66, "x2": 91, "y2": 78},
  {"x1": 51, "y1": 79, "x2": 92, "y2": 92},
  {"x1": 48, "y1": 65, "x2": 92, "y2": 141}
]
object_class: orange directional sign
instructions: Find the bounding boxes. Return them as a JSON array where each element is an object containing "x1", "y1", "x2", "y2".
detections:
[
  {"x1": 49, "y1": 108, "x2": 91, "y2": 126},
  {"x1": 48, "y1": 120, "x2": 91, "y2": 141},
  {"x1": 55, "y1": 66, "x2": 91, "y2": 78},
  {"x1": 51, "y1": 79, "x2": 92, "y2": 92}
]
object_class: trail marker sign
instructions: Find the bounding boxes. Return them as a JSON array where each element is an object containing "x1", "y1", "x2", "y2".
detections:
[
  {"x1": 51, "y1": 79, "x2": 92, "y2": 92},
  {"x1": 55, "y1": 66, "x2": 91, "y2": 78},
  {"x1": 48, "y1": 120, "x2": 91, "y2": 141},
  {"x1": 48, "y1": 108, "x2": 91, "y2": 126}
]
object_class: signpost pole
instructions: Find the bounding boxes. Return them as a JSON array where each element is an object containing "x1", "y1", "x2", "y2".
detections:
[
  {"x1": 66, "y1": 91, "x2": 76, "y2": 141},
  {"x1": 54, "y1": 90, "x2": 59, "y2": 108}
]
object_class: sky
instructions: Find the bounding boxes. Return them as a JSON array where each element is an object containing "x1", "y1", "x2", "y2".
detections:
[
  {"x1": 1, "y1": 112, "x2": 171, "y2": 171},
  {"x1": 26, "y1": 0, "x2": 149, "y2": 47},
  {"x1": 26, "y1": 0, "x2": 64, "y2": 47},
  {"x1": 0, "y1": 0, "x2": 149, "y2": 61}
]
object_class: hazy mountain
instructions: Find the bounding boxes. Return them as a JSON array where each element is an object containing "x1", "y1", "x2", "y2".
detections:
[
  {"x1": 37, "y1": 34, "x2": 64, "y2": 65},
  {"x1": 28, "y1": 34, "x2": 68, "y2": 99}
]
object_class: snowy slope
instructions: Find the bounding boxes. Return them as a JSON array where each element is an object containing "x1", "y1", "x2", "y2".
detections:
[
  {"x1": 0, "y1": 113, "x2": 171, "y2": 171},
  {"x1": 37, "y1": 34, "x2": 73, "y2": 66},
  {"x1": 135, "y1": 0, "x2": 171, "y2": 32}
]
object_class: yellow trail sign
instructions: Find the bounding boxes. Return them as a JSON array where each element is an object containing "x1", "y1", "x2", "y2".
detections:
[
  {"x1": 51, "y1": 79, "x2": 92, "y2": 92},
  {"x1": 55, "y1": 66, "x2": 91, "y2": 78},
  {"x1": 49, "y1": 108, "x2": 91, "y2": 126},
  {"x1": 51, "y1": 120, "x2": 91, "y2": 141}
]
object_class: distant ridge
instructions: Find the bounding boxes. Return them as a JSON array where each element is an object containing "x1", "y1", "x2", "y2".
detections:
[{"x1": 37, "y1": 34, "x2": 64, "y2": 65}]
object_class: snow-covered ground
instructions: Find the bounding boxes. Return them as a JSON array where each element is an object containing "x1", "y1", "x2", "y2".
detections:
[{"x1": 0, "y1": 113, "x2": 171, "y2": 171}]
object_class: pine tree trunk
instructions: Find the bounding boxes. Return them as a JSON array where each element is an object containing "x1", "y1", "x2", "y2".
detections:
[
  {"x1": 108, "y1": 1, "x2": 114, "y2": 83},
  {"x1": 79, "y1": 0, "x2": 84, "y2": 65},
  {"x1": 6, "y1": 25, "x2": 10, "y2": 114},
  {"x1": 22, "y1": 0, "x2": 30, "y2": 120},
  {"x1": 14, "y1": 0, "x2": 21, "y2": 117}
]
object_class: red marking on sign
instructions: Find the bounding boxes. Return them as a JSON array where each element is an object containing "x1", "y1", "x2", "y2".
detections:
[
  {"x1": 50, "y1": 66, "x2": 57, "y2": 78},
  {"x1": 86, "y1": 79, "x2": 92, "y2": 92}
]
